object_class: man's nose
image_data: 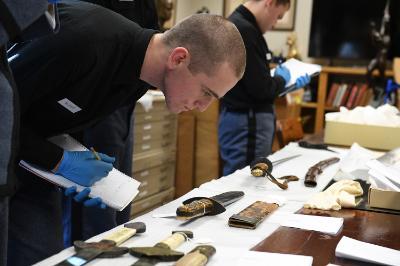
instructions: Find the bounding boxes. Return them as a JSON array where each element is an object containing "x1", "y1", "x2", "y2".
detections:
[{"x1": 196, "y1": 98, "x2": 213, "y2": 112}]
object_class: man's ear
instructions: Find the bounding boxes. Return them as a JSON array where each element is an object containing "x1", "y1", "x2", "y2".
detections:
[
  {"x1": 265, "y1": 0, "x2": 274, "y2": 7},
  {"x1": 167, "y1": 47, "x2": 190, "y2": 69}
]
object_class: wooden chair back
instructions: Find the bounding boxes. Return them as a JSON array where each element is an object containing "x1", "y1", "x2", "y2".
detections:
[{"x1": 275, "y1": 117, "x2": 304, "y2": 148}]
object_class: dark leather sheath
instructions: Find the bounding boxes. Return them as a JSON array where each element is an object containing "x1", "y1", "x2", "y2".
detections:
[
  {"x1": 228, "y1": 201, "x2": 278, "y2": 229},
  {"x1": 304, "y1": 157, "x2": 340, "y2": 187}
]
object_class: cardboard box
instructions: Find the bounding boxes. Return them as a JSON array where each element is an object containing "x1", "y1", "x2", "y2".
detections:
[
  {"x1": 324, "y1": 121, "x2": 400, "y2": 150},
  {"x1": 368, "y1": 187, "x2": 400, "y2": 211}
]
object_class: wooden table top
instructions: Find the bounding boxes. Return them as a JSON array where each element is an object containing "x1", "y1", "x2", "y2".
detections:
[{"x1": 251, "y1": 208, "x2": 400, "y2": 266}]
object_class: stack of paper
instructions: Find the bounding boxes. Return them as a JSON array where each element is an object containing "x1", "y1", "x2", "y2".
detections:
[
  {"x1": 270, "y1": 58, "x2": 322, "y2": 96},
  {"x1": 20, "y1": 134, "x2": 140, "y2": 211},
  {"x1": 366, "y1": 160, "x2": 400, "y2": 192}
]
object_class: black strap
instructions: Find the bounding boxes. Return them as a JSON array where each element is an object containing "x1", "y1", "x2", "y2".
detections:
[
  {"x1": 0, "y1": 1, "x2": 22, "y2": 39},
  {"x1": 246, "y1": 109, "x2": 256, "y2": 165}
]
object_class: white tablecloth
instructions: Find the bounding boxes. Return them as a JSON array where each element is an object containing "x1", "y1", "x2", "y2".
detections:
[{"x1": 35, "y1": 143, "x2": 346, "y2": 266}]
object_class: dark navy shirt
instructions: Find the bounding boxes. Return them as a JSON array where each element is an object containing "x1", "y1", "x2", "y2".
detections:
[
  {"x1": 11, "y1": 0, "x2": 157, "y2": 169},
  {"x1": 221, "y1": 5, "x2": 285, "y2": 112}
]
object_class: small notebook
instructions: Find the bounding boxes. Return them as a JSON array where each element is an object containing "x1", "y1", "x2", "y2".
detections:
[
  {"x1": 19, "y1": 134, "x2": 140, "y2": 211},
  {"x1": 270, "y1": 58, "x2": 322, "y2": 96}
]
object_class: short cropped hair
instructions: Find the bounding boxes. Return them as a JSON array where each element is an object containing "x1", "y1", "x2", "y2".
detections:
[
  {"x1": 162, "y1": 14, "x2": 246, "y2": 78},
  {"x1": 275, "y1": 0, "x2": 290, "y2": 6},
  {"x1": 250, "y1": 0, "x2": 290, "y2": 6}
]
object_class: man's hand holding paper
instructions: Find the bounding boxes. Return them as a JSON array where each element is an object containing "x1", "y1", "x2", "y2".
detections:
[
  {"x1": 295, "y1": 74, "x2": 311, "y2": 89},
  {"x1": 270, "y1": 58, "x2": 321, "y2": 96},
  {"x1": 274, "y1": 65, "x2": 291, "y2": 84},
  {"x1": 64, "y1": 186, "x2": 106, "y2": 209},
  {"x1": 53, "y1": 150, "x2": 115, "y2": 186}
]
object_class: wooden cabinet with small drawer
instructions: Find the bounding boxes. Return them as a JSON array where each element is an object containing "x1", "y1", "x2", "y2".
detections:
[
  {"x1": 133, "y1": 164, "x2": 175, "y2": 202},
  {"x1": 131, "y1": 187, "x2": 175, "y2": 218},
  {"x1": 130, "y1": 92, "x2": 177, "y2": 218},
  {"x1": 134, "y1": 120, "x2": 176, "y2": 144}
]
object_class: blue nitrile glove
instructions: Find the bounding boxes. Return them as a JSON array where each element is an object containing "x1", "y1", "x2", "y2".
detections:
[
  {"x1": 274, "y1": 65, "x2": 291, "y2": 84},
  {"x1": 295, "y1": 74, "x2": 311, "y2": 88},
  {"x1": 65, "y1": 186, "x2": 106, "y2": 209},
  {"x1": 55, "y1": 150, "x2": 115, "y2": 187}
]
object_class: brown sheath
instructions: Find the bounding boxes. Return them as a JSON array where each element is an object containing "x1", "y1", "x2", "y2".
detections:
[
  {"x1": 304, "y1": 157, "x2": 340, "y2": 187},
  {"x1": 228, "y1": 201, "x2": 279, "y2": 229}
]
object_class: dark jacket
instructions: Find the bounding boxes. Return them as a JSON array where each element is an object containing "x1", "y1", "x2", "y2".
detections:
[
  {"x1": 10, "y1": 1, "x2": 157, "y2": 171},
  {"x1": 0, "y1": 0, "x2": 55, "y2": 196},
  {"x1": 82, "y1": 0, "x2": 159, "y2": 30},
  {"x1": 221, "y1": 5, "x2": 286, "y2": 113}
]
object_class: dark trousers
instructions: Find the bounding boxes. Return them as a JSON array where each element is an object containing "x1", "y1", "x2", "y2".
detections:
[
  {"x1": 68, "y1": 104, "x2": 135, "y2": 242},
  {"x1": 0, "y1": 197, "x2": 8, "y2": 266},
  {"x1": 8, "y1": 171, "x2": 64, "y2": 266},
  {"x1": 218, "y1": 107, "x2": 275, "y2": 176}
]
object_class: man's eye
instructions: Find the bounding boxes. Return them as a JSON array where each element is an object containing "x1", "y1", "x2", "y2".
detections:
[{"x1": 203, "y1": 89, "x2": 212, "y2": 97}]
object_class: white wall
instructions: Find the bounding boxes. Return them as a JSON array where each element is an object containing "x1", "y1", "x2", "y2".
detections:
[
  {"x1": 265, "y1": 0, "x2": 313, "y2": 62},
  {"x1": 175, "y1": 0, "x2": 224, "y2": 21},
  {"x1": 174, "y1": 0, "x2": 315, "y2": 62}
]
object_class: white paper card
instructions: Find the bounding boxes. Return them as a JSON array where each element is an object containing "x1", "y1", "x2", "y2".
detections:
[
  {"x1": 57, "y1": 98, "x2": 82, "y2": 113},
  {"x1": 336, "y1": 236, "x2": 400, "y2": 266},
  {"x1": 207, "y1": 247, "x2": 313, "y2": 266},
  {"x1": 267, "y1": 213, "x2": 344, "y2": 235}
]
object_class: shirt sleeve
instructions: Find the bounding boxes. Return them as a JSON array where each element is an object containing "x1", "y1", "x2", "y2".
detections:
[
  {"x1": 239, "y1": 28, "x2": 286, "y2": 101},
  {"x1": 19, "y1": 126, "x2": 64, "y2": 170},
  {"x1": 11, "y1": 37, "x2": 94, "y2": 170}
]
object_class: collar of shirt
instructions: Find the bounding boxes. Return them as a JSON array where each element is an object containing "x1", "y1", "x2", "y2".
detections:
[
  {"x1": 235, "y1": 5, "x2": 264, "y2": 38},
  {"x1": 116, "y1": 27, "x2": 158, "y2": 85}
]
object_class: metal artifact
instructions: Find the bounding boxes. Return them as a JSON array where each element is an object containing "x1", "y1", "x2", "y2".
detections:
[
  {"x1": 55, "y1": 222, "x2": 146, "y2": 266},
  {"x1": 129, "y1": 231, "x2": 193, "y2": 265},
  {"x1": 278, "y1": 175, "x2": 300, "y2": 187},
  {"x1": 250, "y1": 154, "x2": 301, "y2": 177},
  {"x1": 298, "y1": 140, "x2": 337, "y2": 153},
  {"x1": 250, "y1": 157, "x2": 294, "y2": 190},
  {"x1": 228, "y1": 201, "x2": 279, "y2": 229},
  {"x1": 176, "y1": 191, "x2": 244, "y2": 220},
  {"x1": 175, "y1": 245, "x2": 216, "y2": 266},
  {"x1": 304, "y1": 157, "x2": 340, "y2": 187}
]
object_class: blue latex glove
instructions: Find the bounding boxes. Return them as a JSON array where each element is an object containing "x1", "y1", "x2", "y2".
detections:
[
  {"x1": 274, "y1": 65, "x2": 291, "y2": 84},
  {"x1": 295, "y1": 74, "x2": 311, "y2": 88},
  {"x1": 65, "y1": 186, "x2": 106, "y2": 209},
  {"x1": 55, "y1": 150, "x2": 115, "y2": 187}
]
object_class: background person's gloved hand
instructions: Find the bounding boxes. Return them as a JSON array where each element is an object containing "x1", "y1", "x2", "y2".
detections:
[
  {"x1": 54, "y1": 150, "x2": 115, "y2": 186},
  {"x1": 274, "y1": 65, "x2": 291, "y2": 84},
  {"x1": 64, "y1": 186, "x2": 106, "y2": 209},
  {"x1": 295, "y1": 74, "x2": 311, "y2": 88}
]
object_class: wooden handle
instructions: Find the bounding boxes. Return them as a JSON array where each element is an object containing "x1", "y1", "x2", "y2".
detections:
[
  {"x1": 159, "y1": 232, "x2": 186, "y2": 250},
  {"x1": 175, "y1": 251, "x2": 208, "y2": 266},
  {"x1": 103, "y1": 227, "x2": 137, "y2": 246}
]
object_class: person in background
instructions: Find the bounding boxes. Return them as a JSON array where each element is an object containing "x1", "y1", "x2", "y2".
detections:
[
  {"x1": 219, "y1": 0, "x2": 310, "y2": 176},
  {"x1": 9, "y1": 1, "x2": 246, "y2": 264},
  {"x1": 0, "y1": 1, "x2": 60, "y2": 265},
  {"x1": 64, "y1": 0, "x2": 161, "y2": 245}
]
